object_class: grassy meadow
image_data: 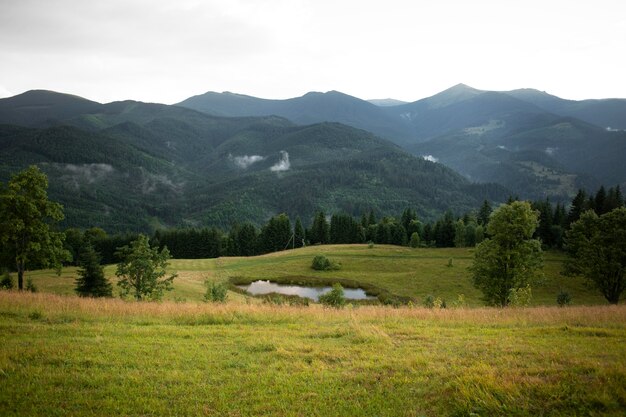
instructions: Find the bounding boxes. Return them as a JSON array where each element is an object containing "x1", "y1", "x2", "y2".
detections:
[
  {"x1": 1, "y1": 292, "x2": 625, "y2": 416},
  {"x1": 2, "y1": 245, "x2": 625, "y2": 416},
  {"x1": 25, "y1": 244, "x2": 610, "y2": 306}
]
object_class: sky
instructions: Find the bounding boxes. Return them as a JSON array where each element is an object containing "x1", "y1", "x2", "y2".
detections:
[{"x1": 1, "y1": 0, "x2": 625, "y2": 104}]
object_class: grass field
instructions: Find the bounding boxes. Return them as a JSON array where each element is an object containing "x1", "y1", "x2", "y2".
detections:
[
  {"x1": 23, "y1": 245, "x2": 611, "y2": 306},
  {"x1": 1, "y1": 292, "x2": 625, "y2": 416}
]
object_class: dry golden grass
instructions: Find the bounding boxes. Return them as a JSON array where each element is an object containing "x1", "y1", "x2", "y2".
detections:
[{"x1": 2, "y1": 291, "x2": 624, "y2": 327}]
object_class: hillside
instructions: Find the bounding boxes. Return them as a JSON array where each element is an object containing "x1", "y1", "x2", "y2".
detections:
[
  {"x1": 0, "y1": 91, "x2": 507, "y2": 232},
  {"x1": 178, "y1": 85, "x2": 626, "y2": 198},
  {"x1": 178, "y1": 90, "x2": 413, "y2": 141},
  {"x1": 505, "y1": 88, "x2": 626, "y2": 130}
]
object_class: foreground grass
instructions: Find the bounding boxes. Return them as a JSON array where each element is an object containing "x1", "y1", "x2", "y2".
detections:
[
  {"x1": 24, "y1": 245, "x2": 609, "y2": 307},
  {"x1": 1, "y1": 292, "x2": 625, "y2": 416}
]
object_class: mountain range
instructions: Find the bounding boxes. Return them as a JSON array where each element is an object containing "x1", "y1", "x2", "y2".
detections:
[
  {"x1": 1, "y1": 84, "x2": 624, "y2": 233},
  {"x1": 179, "y1": 84, "x2": 626, "y2": 199},
  {"x1": 0, "y1": 89, "x2": 506, "y2": 232}
]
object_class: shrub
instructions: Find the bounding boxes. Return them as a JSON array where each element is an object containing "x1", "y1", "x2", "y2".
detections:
[
  {"x1": 557, "y1": 290, "x2": 572, "y2": 307},
  {"x1": 409, "y1": 232, "x2": 420, "y2": 248},
  {"x1": 204, "y1": 280, "x2": 228, "y2": 303},
  {"x1": 0, "y1": 272, "x2": 14, "y2": 290},
  {"x1": 423, "y1": 294, "x2": 435, "y2": 308},
  {"x1": 311, "y1": 255, "x2": 340, "y2": 271},
  {"x1": 367, "y1": 241, "x2": 375, "y2": 249},
  {"x1": 25, "y1": 278, "x2": 37, "y2": 293},
  {"x1": 319, "y1": 283, "x2": 346, "y2": 308},
  {"x1": 508, "y1": 284, "x2": 532, "y2": 307},
  {"x1": 451, "y1": 294, "x2": 467, "y2": 308}
]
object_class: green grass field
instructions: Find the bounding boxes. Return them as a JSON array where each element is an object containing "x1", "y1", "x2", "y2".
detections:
[
  {"x1": 24, "y1": 245, "x2": 610, "y2": 306},
  {"x1": 1, "y1": 292, "x2": 625, "y2": 416}
]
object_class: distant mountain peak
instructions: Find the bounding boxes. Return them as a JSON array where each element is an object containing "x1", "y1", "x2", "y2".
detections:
[
  {"x1": 368, "y1": 98, "x2": 408, "y2": 107},
  {"x1": 422, "y1": 83, "x2": 483, "y2": 109}
]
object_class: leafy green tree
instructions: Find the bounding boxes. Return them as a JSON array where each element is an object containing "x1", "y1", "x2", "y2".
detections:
[
  {"x1": 564, "y1": 208, "x2": 626, "y2": 304},
  {"x1": 75, "y1": 243, "x2": 112, "y2": 297},
  {"x1": 409, "y1": 232, "x2": 420, "y2": 248},
  {"x1": 0, "y1": 166, "x2": 70, "y2": 290},
  {"x1": 204, "y1": 280, "x2": 228, "y2": 302},
  {"x1": 318, "y1": 283, "x2": 346, "y2": 308},
  {"x1": 453, "y1": 219, "x2": 466, "y2": 247},
  {"x1": 470, "y1": 201, "x2": 543, "y2": 306},
  {"x1": 115, "y1": 234, "x2": 177, "y2": 300}
]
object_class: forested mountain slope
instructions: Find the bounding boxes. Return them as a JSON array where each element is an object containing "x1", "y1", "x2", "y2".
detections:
[{"x1": 0, "y1": 91, "x2": 507, "y2": 232}]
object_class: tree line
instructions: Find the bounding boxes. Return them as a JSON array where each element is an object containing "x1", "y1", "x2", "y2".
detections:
[{"x1": 56, "y1": 185, "x2": 623, "y2": 265}]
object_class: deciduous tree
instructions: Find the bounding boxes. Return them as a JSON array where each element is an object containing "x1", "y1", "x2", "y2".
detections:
[
  {"x1": 115, "y1": 234, "x2": 176, "y2": 300},
  {"x1": 0, "y1": 166, "x2": 70, "y2": 290},
  {"x1": 565, "y1": 208, "x2": 626, "y2": 304},
  {"x1": 470, "y1": 201, "x2": 543, "y2": 306}
]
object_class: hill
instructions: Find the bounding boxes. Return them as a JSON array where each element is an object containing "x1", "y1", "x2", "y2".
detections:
[{"x1": 0, "y1": 91, "x2": 507, "y2": 232}]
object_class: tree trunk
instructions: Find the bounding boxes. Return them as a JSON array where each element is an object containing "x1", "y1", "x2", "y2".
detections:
[{"x1": 17, "y1": 261, "x2": 24, "y2": 291}]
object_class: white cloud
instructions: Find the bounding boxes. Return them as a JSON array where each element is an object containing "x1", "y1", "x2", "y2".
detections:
[
  {"x1": 230, "y1": 154, "x2": 265, "y2": 169},
  {"x1": 270, "y1": 151, "x2": 290, "y2": 172},
  {"x1": 422, "y1": 155, "x2": 438, "y2": 163},
  {"x1": 545, "y1": 147, "x2": 557, "y2": 155}
]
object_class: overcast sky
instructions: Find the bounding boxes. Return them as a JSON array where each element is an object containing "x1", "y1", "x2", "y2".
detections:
[{"x1": 1, "y1": 0, "x2": 625, "y2": 104}]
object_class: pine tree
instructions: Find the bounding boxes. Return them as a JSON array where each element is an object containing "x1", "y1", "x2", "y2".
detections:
[
  {"x1": 567, "y1": 189, "x2": 588, "y2": 227},
  {"x1": 478, "y1": 200, "x2": 493, "y2": 226},
  {"x1": 310, "y1": 211, "x2": 330, "y2": 244},
  {"x1": 595, "y1": 186, "x2": 607, "y2": 215},
  {"x1": 75, "y1": 244, "x2": 112, "y2": 297},
  {"x1": 293, "y1": 217, "x2": 305, "y2": 248}
]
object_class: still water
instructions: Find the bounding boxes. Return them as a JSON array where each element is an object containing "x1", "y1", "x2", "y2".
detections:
[{"x1": 237, "y1": 280, "x2": 376, "y2": 302}]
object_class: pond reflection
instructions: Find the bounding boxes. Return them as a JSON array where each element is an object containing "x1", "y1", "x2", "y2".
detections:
[{"x1": 237, "y1": 280, "x2": 376, "y2": 302}]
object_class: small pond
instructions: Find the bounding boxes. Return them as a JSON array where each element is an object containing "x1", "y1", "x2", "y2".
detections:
[{"x1": 237, "y1": 280, "x2": 377, "y2": 302}]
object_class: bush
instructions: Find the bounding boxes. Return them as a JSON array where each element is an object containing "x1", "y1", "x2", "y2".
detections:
[
  {"x1": 367, "y1": 241, "x2": 375, "y2": 249},
  {"x1": 25, "y1": 278, "x2": 37, "y2": 293},
  {"x1": 0, "y1": 272, "x2": 14, "y2": 290},
  {"x1": 508, "y1": 285, "x2": 532, "y2": 307},
  {"x1": 319, "y1": 283, "x2": 346, "y2": 308},
  {"x1": 557, "y1": 290, "x2": 572, "y2": 307},
  {"x1": 423, "y1": 294, "x2": 435, "y2": 308},
  {"x1": 204, "y1": 281, "x2": 228, "y2": 303},
  {"x1": 409, "y1": 232, "x2": 420, "y2": 248},
  {"x1": 424, "y1": 295, "x2": 445, "y2": 309},
  {"x1": 311, "y1": 255, "x2": 340, "y2": 271},
  {"x1": 451, "y1": 294, "x2": 466, "y2": 308}
]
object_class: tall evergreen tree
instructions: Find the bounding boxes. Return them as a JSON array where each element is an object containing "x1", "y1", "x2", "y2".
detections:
[
  {"x1": 309, "y1": 211, "x2": 330, "y2": 244},
  {"x1": 567, "y1": 189, "x2": 588, "y2": 227},
  {"x1": 595, "y1": 186, "x2": 607, "y2": 215},
  {"x1": 260, "y1": 214, "x2": 292, "y2": 253},
  {"x1": 236, "y1": 223, "x2": 258, "y2": 256},
  {"x1": 478, "y1": 200, "x2": 493, "y2": 226},
  {"x1": 75, "y1": 243, "x2": 112, "y2": 297},
  {"x1": 293, "y1": 217, "x2": 305, "y2": 248}
]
